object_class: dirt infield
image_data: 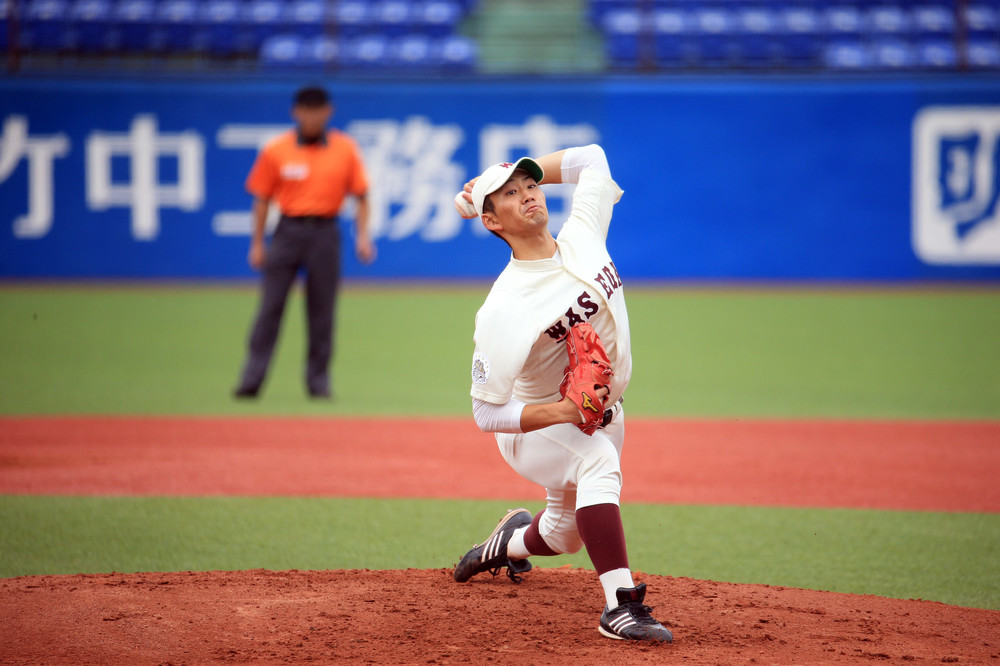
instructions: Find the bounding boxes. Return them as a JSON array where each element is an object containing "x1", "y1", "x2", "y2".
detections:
[
  {"x1": 2, "y1": 416, "x2": 1000, "y2": 664},
  {"x1": 2, "y1": 417, "x2": 999, "y2": 510},
  {"x1": 3, "y1": 569, "x2": 999, "y2": 665}
]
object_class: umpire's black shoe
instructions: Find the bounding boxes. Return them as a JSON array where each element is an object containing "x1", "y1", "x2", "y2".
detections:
[
  {"x1": 233, "y1": 387, "x2": 259, "y2": 399},
  {"x1": 598, "y1": 583, "x2": 673, "y2": 643},
  {"x1": 453, "y1": 508, "x2": 533, "y2": 584}
]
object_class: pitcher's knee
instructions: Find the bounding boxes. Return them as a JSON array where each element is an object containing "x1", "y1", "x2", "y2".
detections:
[
  {"x1": 538, "y1": 511, "x2": 584, "y2": 554},
  {"x1": 577, "y1": 448, "x2": 623, "y2": 508}
]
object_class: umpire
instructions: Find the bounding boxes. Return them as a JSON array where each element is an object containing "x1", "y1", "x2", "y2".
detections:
[{"x1": 234, "y1": 85, "x2": 374, "y2": 400}]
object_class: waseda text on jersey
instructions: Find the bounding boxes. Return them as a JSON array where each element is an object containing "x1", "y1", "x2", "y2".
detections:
[{"x1": 545, "y1": 261, "x2": 623, "y2": 341}]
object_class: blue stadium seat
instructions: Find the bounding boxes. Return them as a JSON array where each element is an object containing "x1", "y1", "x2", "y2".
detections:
[
  {"x1": 436, "y1": 34, "x2": 476, "y2": 71},
  {"x1": 872, "y1": 38, "x2": 917, "y2": 69},
  {"x1": 734, "y1": 6, "x2": 778, "y2": 66},
  {"x1": 0, "y1": 0, "x2": 8, "y2": 51},
  {"x1": 824, "y1": 41, "x2": 874, "y2": 69},
  {"x1": 155, "y1": 0, "x2": 199, "y2": 52},
  {"x1": 967, "y1": 39, "x2": 1000, "y2": 67},
  {"x1": 911, "y1": 4, "x2": 956, "y2": 40},
  {"x1": 691, "y1": 7, "x2": 737, "y2": 66},
  {"x1": 284, "y1": 0, "x2": 329, "y2": 39},
  {"x1": 114, "y1": 0, "x2": 157, "y2": 53},
  {"x1": 824, "y1": 5, "x2": 867, "y2": 40},
  {"x1": 69, "y1": 0, "x2": 116, "y2": 52},
  {"x1": 332, "y1": 0, "x2": 370, "y2": 39},
  {"x1": 199, "y1": 0, "x2": 242, "y2": 56},
  {"x1": 305, "y1": 34, "x2": 339, "y2": 67},
  {"x1": 601, "y1": 8, "x2": 643, "y2": 68},
  {"x1": 867, "y1": 5, "x2": 911, "y2": 38},
  {"x1": 341, "y1": 34, "x2": 390, "y2": 67},
  {"x1": 259, "y1": 33, "x2": 306, "y2": 67},
  {"x1": 964, "y1": 4, "x2": 999, "y2": 40},
  {"x1": 373, "y1": 0, "x2": 413, "y2": 37},
  {"x1": 23, "y1": 0, "x2": 73, "y2": 52},
  {"x1": 653, "y1": 7, "x2": 690, "y2": 67},
  {"x1": 388, "y1": 33, "x2": 434, "y2": 68},
  {"x1": 775, "y1": 5, "x2": 823, "y2": 66},
  {"x1": 243, "y1": 0, "x2": 284, "y2": 53},
  {"x1": 917, "y1": 39, "x2": 958, "y2": 68},
  {"x1": 590, "y1": 0, "x2": 634, "y2": 27},
  {"x1": 416, "y1": 0, "x2": 462, "y2": 38}
]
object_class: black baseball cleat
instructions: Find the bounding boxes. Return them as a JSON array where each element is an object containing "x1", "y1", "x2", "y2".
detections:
[
  {"x1": 453, "y1": 508, "x2": 533, "y2": 584},
  {"x1": 599, "y1": 583, "x2": 674, "y2": 643}
]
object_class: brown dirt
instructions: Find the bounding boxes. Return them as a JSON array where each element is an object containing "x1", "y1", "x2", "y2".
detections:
[
  {"x1": 2, "y1": 569, "x2": 998, "y2": 665},
  {"x1": 2, "y1": 416, "x2": 1000, "y2": 665}
]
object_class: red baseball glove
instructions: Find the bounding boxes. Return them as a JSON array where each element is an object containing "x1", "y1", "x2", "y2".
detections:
[{"x1": 559, "y1": 323, "x2": 614, "y2": 435}]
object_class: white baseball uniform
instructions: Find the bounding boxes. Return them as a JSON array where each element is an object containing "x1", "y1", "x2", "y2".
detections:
[{"x1": 469, "y1": 145, "x2": 631, "y2": 555}]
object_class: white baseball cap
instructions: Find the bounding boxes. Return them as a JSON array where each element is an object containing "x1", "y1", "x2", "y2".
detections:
[{"x1": 471, "y1": 158, "x2": 545, "y2": 217}]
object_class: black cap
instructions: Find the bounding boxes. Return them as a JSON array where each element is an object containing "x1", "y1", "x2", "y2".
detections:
[{"x1": 293, "y1": 86, "x2": 331, "y2": 108}]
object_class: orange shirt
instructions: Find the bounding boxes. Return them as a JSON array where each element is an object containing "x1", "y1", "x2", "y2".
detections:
[{"x1": 245, "y1": 130, "x2": 368, "y2": 217}]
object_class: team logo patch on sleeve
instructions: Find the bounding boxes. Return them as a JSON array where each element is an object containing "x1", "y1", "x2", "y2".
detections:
[{"x1": 471, "y1": 352, "x2": 490, "y2": 385}]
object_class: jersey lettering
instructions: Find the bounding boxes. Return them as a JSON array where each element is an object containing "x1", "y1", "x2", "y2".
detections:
[
  {"x1": 545, "y1": 321, "x2": 569, "y2": 341},
  {"x1": 565, "y1": 306, "x2": 584, "y2": 327},
  {"x1": 577, "y1": 291, "x2": 599, "y2": 319},
  {"x1": 603, "y1": 266, "x2": 621, "y2": 290},
  {"x1": 595, "y1": 273, "x2": 612, "y2": 298}
]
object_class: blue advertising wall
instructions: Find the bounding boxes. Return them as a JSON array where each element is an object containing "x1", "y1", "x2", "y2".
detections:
[{"x1": 2, "y1": 75, "x2": 1000, "y2": 281}]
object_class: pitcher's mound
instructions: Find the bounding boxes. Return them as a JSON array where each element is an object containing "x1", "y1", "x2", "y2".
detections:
[{"x1": 2, "y1": 567, "x2": 998, "y2": 664}]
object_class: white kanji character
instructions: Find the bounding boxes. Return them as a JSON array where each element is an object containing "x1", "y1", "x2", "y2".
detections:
[
  {"x1": 0, "y1": 115, "x2": 71, "y2": 239},
  {"x1": 86, "y1": 115, "x2": 204, "y2": 241}
]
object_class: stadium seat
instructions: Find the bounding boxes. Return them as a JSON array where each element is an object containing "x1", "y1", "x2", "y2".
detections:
[
  {"x1": 305, "y1": 34, "x2": 339, "y2": 67},
  {"x1": 373, "y1": 0, "x2": 413, "y2": 37},
  {"x1": 775, "y1": 5, "x2": 823, "y2": 66},
  {"x1": 590, "y1": 0, "x2": 634, "y2": 27},
  {"x1": 284, "y1": 0, "x2": 329, "y2": 39},
  {"x1": 867, "y1": 5, "x2": 911, "y2": 38},
  {"x1": 22, "y1": 0, "x2": 73, "y2": 52},
  {"x1": 824, "y1": 5, "x2": 867, "y2": 41},
  {"x1": 416, "y1": 0, "x2": 463, "y2": 38},
  {"x1": 601, "y1": 8, "x2": 643, "y2": 68},
  {"x1": 69, "y1": 0, "x2": 116, "y2": 52},
  {"x1": 917, "y1": 39, "x2": 958, "y2": 68},
  {"x1": 911, "y1": 4, "x2": 956, "y2": 40},
  {"x1": 199, "y1": 0, "x2": 242, "y2": 57},
  {"x1": 967, "y1": 39, "x2": 1000, "y2": 67},
  {"x1": 114, "y1": 0, "x2": 157, "y2": 53},
  {"x1": 436, "y1": 34, "x2": 476, "y2": 71},
  {"x1": 332, "y1": 0, "x2": 370, "y2": 39},
  {"x1": 963, "y1": 4, "x2": 999, "y2": 40},
  {"x1": 341, "y1": 34, "x2": 390, "y2": 68},
  {"x1": 155, "y1": 0, "x2": 199, "y2": 53},
  {"x1": 392, "y1": 33, "x2": 436, "y2": 68},
  {"x1": 259, "y1": 33, "x2": 306, "y2": 67},
  {"x1": 243, "y1": 0, "x2": 284, "y2": 53},
  {"x1": 0, "y1": 0, "x2": 8, "y2": 51},
  {"x1": 691, "y1": 7, "x2": 737, "y2": 66},
  {"x1": 734, "y1": 6, "x2": 778, "y2": 66},
  {"x1": 872, "y1": 38, "x2": 917, "y2": 69},
  {"x1": 824, "y1": 41, "x2": 873, "y2": 70},
  {"x1": 653, "y1": 7, "x2": 690, "y2": 67}
]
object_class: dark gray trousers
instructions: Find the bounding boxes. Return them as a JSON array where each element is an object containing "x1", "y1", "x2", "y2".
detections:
[{"x1": 236, "y1": 216, "x2": 341, "y2": 396}]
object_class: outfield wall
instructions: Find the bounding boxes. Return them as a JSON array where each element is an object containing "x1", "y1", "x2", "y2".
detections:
[{"x1": 2, "y1": 76, "x2": 1000, "y2": 281}]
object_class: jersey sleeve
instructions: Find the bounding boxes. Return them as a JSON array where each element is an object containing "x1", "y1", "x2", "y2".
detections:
[
  {"x1": 560, "y1": 167, "x2": 624, "y2": 243},
  {"x1": 344, "y1": 135, "x2": 369, "y2": 197},
  {"x1": 469, "y1": 290, "x2": 536, "y2": 404},
  {"x1": 245, "y1": 144, "x2": 280, "y2": 201}
]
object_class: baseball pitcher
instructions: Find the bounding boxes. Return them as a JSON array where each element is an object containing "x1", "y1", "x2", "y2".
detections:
[{"x1": 451, "y1": 144, "x2": 673, "y2": 643}]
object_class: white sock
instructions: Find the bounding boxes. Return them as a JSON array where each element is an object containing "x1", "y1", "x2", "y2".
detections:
[
  {"x1": 506, "y1": 526, "x2": 531, "y2": 561},
  {"x1": 599, "y1": 568, "x2": 635, "y2": 609}
]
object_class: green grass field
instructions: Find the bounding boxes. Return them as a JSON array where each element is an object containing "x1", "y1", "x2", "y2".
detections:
[
  {"x1": 2, "y1": 284, "x2": 998, "y2": 417},
  {"x1": 2, "y1": 284, "x2": 999, "y2": 609}
]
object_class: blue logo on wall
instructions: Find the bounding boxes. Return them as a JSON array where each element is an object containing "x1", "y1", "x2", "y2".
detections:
[{"x1": 914, "y1": 107, "x2": 1000, "y2": 265}]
